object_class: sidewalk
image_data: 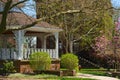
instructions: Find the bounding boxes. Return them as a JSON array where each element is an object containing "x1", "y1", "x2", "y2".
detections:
[{"x1": 76, "y1": 73, "x2": 119, "y2": 80}]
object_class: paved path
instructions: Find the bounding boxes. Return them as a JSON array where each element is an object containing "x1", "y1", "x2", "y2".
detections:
[{"x1": 76, "y1": 73, "x2": 119, "y2": 80}]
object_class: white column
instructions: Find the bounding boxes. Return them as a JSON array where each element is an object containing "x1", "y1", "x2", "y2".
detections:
[
  {"x1": 54, "y1": 32, "x2": 59, "y2": 59},
  {"x1": 13, "y1": 30, "x2": 25, "y2": 60}
]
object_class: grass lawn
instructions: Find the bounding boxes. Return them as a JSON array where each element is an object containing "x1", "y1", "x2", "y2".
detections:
[
  {"x1": 79, "y1": 68, "x2": 109, "y2": 76},
  {"x1": 79, "y1": 68, "x2": 120, "y2": 79},
  {"x1": 8, "y1": 73, "x2": 96, "y2": 80}
]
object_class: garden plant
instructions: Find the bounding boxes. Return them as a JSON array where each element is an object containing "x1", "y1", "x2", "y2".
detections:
[{"x1": 29, "y1": 52, "x2": 51, "y2": 71}]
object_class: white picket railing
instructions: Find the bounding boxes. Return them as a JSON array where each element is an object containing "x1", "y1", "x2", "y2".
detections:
[
  {"x1": 23, "y1": 48, "x2": 57, "y2": 59},
  {"x1": 0, "y1": 48, "x2": 17, "y2": 60},
  {"x1": 0, "y1": 48, "x2": 57, "y2": 60}
]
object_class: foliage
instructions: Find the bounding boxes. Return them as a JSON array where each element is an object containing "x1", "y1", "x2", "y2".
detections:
[
  {"x1": 36, "y1": 0, "x2": 114, "y2": 53},
  {"x1": 0, "y1": 0, "x2": 114, "y2": 53},
  {"x1": 29, "y1": 52, "x2": 51, "y2": 71},
  {"x1": 61, "y1": 53, "x2": 79, "y2": 70},
  {"x1": 0, "y1": 61, "x2": 16, "y2": 75},
  {"x1": 91, "y1": 16, "x2": 120, "y2": 69}
]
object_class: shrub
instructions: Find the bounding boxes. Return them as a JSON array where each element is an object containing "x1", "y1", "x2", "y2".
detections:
[
  {"x1": 61, "y1": 53, "x2": 79, "y2": 70},
  {"x1": 0, "y1": 61, "x2": 16, "y2": 75},
  {"x1": 29, "y1": 52, "x2": 51, "y2": 71}
]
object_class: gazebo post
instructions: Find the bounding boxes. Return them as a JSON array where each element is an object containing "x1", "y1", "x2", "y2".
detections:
[
  {"x1": 13, "y1": 30, "x2": 25, "y2": 60},
  {"x1": 54, "y1": 32, "x2": 59, "y2": 59}
]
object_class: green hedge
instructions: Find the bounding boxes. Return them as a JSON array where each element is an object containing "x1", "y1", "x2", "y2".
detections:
[
  {"x1": 29, "y1": 52, "x2": 51, "y2": 71},
  {"x1": 61, "y1": 53, "x2": 79, "y2": 70}
]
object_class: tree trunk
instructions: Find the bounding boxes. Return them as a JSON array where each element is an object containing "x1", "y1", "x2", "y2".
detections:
[
  {"x1": 69, "y1": 41, "x2": 73, "y2": 53},
  {"x1": 65, "y1": 39, "x2": 69, "y2": 53}
]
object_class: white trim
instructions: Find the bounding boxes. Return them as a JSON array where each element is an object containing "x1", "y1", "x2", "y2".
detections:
[
  {"x1": 25, "y1": 26, "x2": 63, "y2": 33},
  {"x1": 6, "y1": 26, "x2": 63, "y2": 33}
]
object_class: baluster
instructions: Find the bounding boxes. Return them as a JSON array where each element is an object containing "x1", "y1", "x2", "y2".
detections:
[
  {"x1": 26, "y1": 48, "x2": 28, "y2": 60},
  {"x1": 6, "y1": 48, "x2": 10, "y2": 59},
  {"x1": 54, "y1": 49, "x2": 56, "y2": 58},
  {"x1": 47, "y1": 49, "x2": 49, "y2": 55},
  {"x1": 3, "y1": 48, "x2": 6, "y2": 59},
  {"x1": 14, "y1": 49, "x2": 17, "y2": 60},
  {"x1": 44, "y1": 49, "x2": 46, "y2": 52},
  {"x1": 29, "y1": 48, "x2": 31, "y2": 59},
  {"x1": 38, "y1": 48, "x2": 40, "y2": 52},
  {"x1": 52, "y1": 49, "x2": 53, "y2": 58},
  {"x1": 11, "y1": 48, "x2": 14, "y2": 59},
  {"x1": 43, "y1": 49, "x2": 45, "y2": 52},
  {"x1": 25, "y1": 48, "x2": 26, "y2": 60},
  {"x1": 49, "y1": 49, "x2": 52, "y2": 58},
  {"x1": 35, "y1": 48, "x2": 37, "y2": 53},
  {"x1": 10, "y1": 48, "x2": 13, "y2": 59},
  {"x1": 24, "y1": 48, "x2": 26, "y2": 60},
  {"x1": 37, "y1": 48, "x2": 39, "y2": 52},
  {"x1": 41, "y1": 49, "x2": 43, "y2": 52},
  {"x1": 50, "y1": 49, "x2": 52, "y2": 58},
  {"x1": 52, "y1": 49, "x2": 54, "y2": 58}
]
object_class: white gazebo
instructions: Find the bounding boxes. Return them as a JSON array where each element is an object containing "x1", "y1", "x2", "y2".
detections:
[{"x1": 0, "y1": 12, "x2": 62, "y2": 60}]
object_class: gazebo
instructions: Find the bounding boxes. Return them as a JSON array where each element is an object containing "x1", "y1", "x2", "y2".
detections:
[{"x1": 0, "y1": 12, "x2": 62, "y2": 72}]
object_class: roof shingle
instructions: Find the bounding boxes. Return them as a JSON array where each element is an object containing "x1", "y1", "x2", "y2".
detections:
[{"x1": 0, "y1": 12, "x2": 61, "y2": 32}]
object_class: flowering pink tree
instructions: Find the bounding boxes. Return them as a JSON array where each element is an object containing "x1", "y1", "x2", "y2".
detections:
[
  {"x1": 115, "y1": 17, "x2": 120, "y2": 31},
  {"x1": 93, "y1": 17, "x2": 120, "y2": 53},
  {"x1": 93, "y1": 35, "x2": 109, "y2": 53},
  {"x1": 92, "y1": 17, "x2": 120, "y2": 69}
]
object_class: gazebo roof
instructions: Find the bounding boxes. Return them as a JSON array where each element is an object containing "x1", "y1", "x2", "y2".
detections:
[{"x1": 0, "y1": 12, "x2": 62, "y2": 33}]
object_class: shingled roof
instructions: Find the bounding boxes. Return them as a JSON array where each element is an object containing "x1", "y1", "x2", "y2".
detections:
[
  {"x1": 0, "y1": 12, "x2": 62, "y2": 33},
  {"x1": 0, "y1": 12, "x2": 36, "y2": 26}
]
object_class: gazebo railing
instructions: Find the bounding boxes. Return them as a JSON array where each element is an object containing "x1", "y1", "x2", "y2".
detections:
[
  {"x1": 23, "y1": 48, "x2": 57, "y2": 59},
  {"x1": 0, "y1": 48, "x2": 57, "y2": 60},
  {"x1": 0, "y1": 48, "x2": 18, "y2": 60}
]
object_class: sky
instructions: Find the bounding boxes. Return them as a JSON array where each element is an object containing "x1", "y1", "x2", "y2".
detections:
[
  {"x1": 111, "y1": 0, "x2": 120, "y2": 8},
  {"x1": 22, "y1": 0, "x2": 36, "y2": 18},
  {"x1": 22, "y1": 0, "x2": 120, "y2": 17}
]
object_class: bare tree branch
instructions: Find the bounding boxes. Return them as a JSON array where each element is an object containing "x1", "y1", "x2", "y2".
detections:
[
  {"x1": 10, "y1": 0, "x2": 28, "y2": 10},
  {"x1": 7, "y1": 9, "x2": 83, "y2": 30},
  {"x1": 73, "y1": 24, "x2": 98, "y2": 42},
  {"x1": 0, "y1": 0, "x2": 12, "y2": 32}
]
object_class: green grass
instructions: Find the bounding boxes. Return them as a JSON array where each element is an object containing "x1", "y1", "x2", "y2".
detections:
[
  {"x1": 61, "y1": 78, "x2": 95, "y2": 80},
  {"x1": 8, "y1": 73, "x2": 96, "y2": 80},
  {"x1": 8, "y1": 73, "x2": 58, "y2": 79},
  {"x1": 79, "y1": 68, "x2": 109, "y2": 76}
]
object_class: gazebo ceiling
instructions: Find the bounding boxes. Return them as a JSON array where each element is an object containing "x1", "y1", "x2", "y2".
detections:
[{"x1": 0, "y1": 12, "x2": 62, "y2": 33}]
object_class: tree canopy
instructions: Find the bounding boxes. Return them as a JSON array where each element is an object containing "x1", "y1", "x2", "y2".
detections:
[
  {"x1": 0, "y1": 0, "x2": 115, "y2": 53},
  {"x1": 36, "y1": 0, "x2": 114, "y2": 52}
]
